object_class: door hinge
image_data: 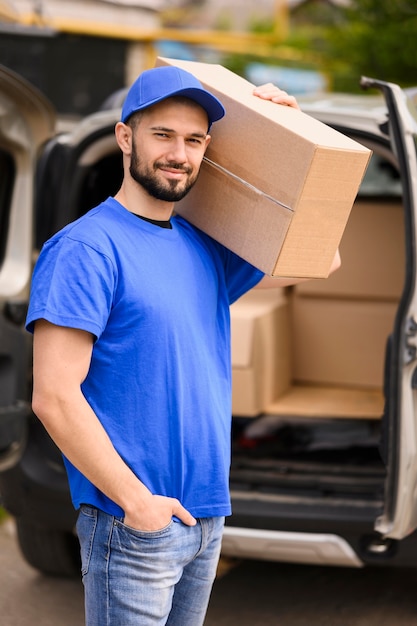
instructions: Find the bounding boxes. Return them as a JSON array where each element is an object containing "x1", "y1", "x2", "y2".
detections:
[{"x1": 405, "y1": 316, "x2": 417, "y2": 365}]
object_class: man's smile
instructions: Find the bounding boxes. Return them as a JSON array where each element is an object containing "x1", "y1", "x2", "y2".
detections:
[
  {"x1": 160, "y1": 167, "x2": 188, "y2": 179},
  {"x1": 157, "y1": 163, "x2": 192, "y2": 181}
]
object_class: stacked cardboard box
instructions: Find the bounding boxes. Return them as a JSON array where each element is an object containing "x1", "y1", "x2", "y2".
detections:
[
  {"x1": 230, "y1": 289, "x2": 290, "y2": 416},
  {"x1": 153, "y1": 59, "x2": 401, "y2": 416},
  {"x1": 230, "y1": 199, "x2": 404, "y2": 417},
  {"x1": 292, "y1": 199, "x2": 405, "y2": 389}
]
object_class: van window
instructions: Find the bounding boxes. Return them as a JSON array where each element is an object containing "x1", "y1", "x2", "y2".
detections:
[
  {"x1": 359, "y1": 152, "x2": 402, "y2": 197},
  {"x1": 0, "y1": 149, "x2": 15, "y2": 267}
]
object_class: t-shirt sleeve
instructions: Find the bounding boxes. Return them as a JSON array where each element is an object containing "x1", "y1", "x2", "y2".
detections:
[
  {"x1": 26, "y1": 236, "x2": 116, "y2": 338},
  {"x1": 222, "y1": 248, "x2": 264, "y2": 304}
]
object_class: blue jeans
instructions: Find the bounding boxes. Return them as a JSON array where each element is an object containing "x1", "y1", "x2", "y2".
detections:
[{"x1": 76, "y1": 505, "x2": 224, "y2": 626}]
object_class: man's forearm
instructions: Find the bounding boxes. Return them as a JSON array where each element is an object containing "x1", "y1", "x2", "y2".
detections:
[{"x1": 33, "y1": 388, "x2": 153, "y2": 517}]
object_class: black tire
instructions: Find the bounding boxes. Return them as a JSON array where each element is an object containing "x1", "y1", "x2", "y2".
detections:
[{"x1": 15, "y1": 518, "x2": 81, "y2": 577}]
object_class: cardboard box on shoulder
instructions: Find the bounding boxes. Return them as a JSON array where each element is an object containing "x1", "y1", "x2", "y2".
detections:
[{"x1": 156, "y1": 57, "x2": 372, "y2": 279}]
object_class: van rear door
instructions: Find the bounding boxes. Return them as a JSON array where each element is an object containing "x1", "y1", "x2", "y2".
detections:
[
  {"x1": 365, "y1": 78, "x2": 417, "y2": 539},
  {"x1": 0, "y1": 65, "x2": 55, "y2": 469}
]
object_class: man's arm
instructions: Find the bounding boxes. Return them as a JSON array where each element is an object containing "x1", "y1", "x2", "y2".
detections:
[{"x1": 32, "y1": 319, "x2": 196, "y2": 530}]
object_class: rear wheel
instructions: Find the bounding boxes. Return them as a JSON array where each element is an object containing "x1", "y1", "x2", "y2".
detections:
[{"x1": 15, "y1": 517, "x2": 80, "y2": 577}]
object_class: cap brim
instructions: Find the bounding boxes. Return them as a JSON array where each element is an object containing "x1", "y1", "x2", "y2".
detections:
[{"x1": 123, "y1": 87, "x2": 225, "y2": 126}]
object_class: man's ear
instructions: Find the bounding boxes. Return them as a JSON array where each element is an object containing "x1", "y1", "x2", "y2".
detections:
[{"x1": 115, "y1": 122, "x2": 132, "y2": 155}]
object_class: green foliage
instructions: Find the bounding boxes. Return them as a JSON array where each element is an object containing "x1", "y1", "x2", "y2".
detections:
[
  {"x1": 324, "y1": 0, "x2": 417, "y2": 91},
  {"x1": 220, "y1": 26, "x2": 325, "y2": 83},
  {"x1": 209, "y1": 0, "x2": 417, "y2": 94}
]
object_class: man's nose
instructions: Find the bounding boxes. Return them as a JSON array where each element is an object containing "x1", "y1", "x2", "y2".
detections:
[{"x1": 167, "y1": 138, "x2": 187, "y2": 163}]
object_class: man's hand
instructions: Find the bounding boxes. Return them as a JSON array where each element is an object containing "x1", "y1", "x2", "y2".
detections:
[
  {"x1": 124, "y1": 494, "x2": 196, "y2": 531},
  {"x1": 253, "y1": 83, "x2": 300, "y2": 110}
]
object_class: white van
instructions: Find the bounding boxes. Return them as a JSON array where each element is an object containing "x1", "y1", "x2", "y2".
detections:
[{"x1": 1, "y1": 65, "x2": 417, "y2": 574}]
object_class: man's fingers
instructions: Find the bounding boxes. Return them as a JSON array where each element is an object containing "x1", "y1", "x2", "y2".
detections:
[
  {"x1": 253, "y1": 84, "x2": 300, "y2": 110},
  {"x1": 172, "y1": 500, "x2": 197, "y2": 527}
]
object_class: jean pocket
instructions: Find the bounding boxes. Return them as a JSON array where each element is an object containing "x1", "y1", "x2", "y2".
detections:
[
  {"x1": 76, "y1": 505, "x2": 98, "y2": 577},
  {"x1": 114, "y1": 518, "x2": 174, "y2": 541}
]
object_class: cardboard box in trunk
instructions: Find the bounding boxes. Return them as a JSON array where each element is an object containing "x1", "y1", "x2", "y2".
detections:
[
  {"x1": 292, "y1": 295, "x2": 397, "y2": 388},
  {"x1": 230, "y1": 289, "x2": 291, "y2": 417},
  {"x1": 156, "y1": 57, "x2": 372, "y2": 279},
  {"x1": 296, "y1": 199, "x2": 405, "y2": 300}
]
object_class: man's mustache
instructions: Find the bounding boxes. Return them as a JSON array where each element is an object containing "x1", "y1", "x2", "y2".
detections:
[{"x1": 155, "y1": 162, "x2": 193, "y2": 174}]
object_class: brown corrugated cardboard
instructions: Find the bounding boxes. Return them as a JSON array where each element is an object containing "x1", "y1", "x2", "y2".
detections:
[
  {"x1": 230, "y1": 289, "x2": 291, "y2": 416},
  {"x1": 265, "y1": 386, "x2": 384, "y2": 419},
  {"x1": 296, "y1": 199, "x2": 405, "y2": 300},
  {"x1": 156, "y1": 57, "x2": 372, "y2": 278},
  {"x1": 292, "y1": 296, "x2": 397, "y2": 388}
]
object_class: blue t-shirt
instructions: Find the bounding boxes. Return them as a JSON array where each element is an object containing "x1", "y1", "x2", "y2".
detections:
[{"x1": 26, "y1": 197, "x2": 263, "y2": 518}]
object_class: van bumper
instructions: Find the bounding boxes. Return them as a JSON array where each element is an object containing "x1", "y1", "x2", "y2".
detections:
[{"x1": 221, "y1": 526, "x2": 364, "y2": 567}]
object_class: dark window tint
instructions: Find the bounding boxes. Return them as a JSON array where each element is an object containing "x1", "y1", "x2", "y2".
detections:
[
  {"x1": 0, "y1": 149, "x2": 15, "y2": 267},
  {"x1": 359, "y1": 153, "x2": 402, "y2": 198}
]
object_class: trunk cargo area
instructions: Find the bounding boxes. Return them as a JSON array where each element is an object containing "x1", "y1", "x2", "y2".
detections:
[{"x1": 229, "y1": 196, "x2": 404, "y2": 519}]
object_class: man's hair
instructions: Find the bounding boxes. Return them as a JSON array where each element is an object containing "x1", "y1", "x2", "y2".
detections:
[{"x1": 126, "y1": 110, "x2": 144, "y2": 131}]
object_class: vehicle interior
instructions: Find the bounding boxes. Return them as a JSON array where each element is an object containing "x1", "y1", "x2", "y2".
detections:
[{"x1": 228, "y1": 143, "x2": 403, "y2": 530}]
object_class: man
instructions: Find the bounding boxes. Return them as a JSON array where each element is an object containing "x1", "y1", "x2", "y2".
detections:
[{"x1": 26, "y1": 65, "x2": 340, "y2": 625}]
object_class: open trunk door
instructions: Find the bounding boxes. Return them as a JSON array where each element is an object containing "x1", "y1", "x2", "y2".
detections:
[
  {"x1": 0, "y1": 65, "x2": 55, "y2": 295},
  {"x1": 364, "y1": 78, "x2": 417, "y2": 539},
  {"x1": 0, "y1": 65, "x2": 55, "y2": 469}
]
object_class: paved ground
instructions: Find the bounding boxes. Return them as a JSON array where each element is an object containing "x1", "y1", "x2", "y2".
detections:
[
  {"x1": 2, "y1": 517, "x2": 417, "y2": 625},
  {"x1": 0, "y1": 519, "x2": 84, "y2": 625}
]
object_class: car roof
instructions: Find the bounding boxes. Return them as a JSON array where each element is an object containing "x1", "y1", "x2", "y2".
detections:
[{"x1": 298, "y1": 92, "x2": 389, "y2": 139}]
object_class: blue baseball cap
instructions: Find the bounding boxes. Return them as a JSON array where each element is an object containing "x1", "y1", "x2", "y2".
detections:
[{"x1": 121, "y1": 65, "x2": 225, "y2": 128}]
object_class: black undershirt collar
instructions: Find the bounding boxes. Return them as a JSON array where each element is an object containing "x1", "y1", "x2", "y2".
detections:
[{"x1": 134, "y1": 213, "x2": 172, "y2": 229}]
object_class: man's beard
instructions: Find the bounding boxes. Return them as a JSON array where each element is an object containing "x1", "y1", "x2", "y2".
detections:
[{"x1": 129, "y1": 140, "x2": 199, "y2": 202}]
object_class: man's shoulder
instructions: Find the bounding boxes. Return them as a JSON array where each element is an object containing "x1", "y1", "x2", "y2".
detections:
[
  {"x1": 47, "y1": 198, "x2": 119, "y2": 246},
  {"x1": 173, "y1": 214, "x2": 217, "y2": 247}
]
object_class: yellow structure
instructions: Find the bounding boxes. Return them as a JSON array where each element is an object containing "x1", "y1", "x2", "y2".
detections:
[
  {"x1": 0, "y1": 1, "x2": 288, "y2": 55},
  {"x1": 0, "y1": 1, "x2": 302, "y2": 83},
  {"x1": 0, "y1": 0, "x2": 19, "y2": 20}
]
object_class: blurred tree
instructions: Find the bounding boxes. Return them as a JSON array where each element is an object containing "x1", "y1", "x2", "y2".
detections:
[
  {"x1": 220, "y1": 10, "x2": 328, "y2": 87},
  {"x1": 164, "y1": 0, "x2": 417, "y2": 93},
  {"x1": 325, "y1": 0, "x2": 417, "y2": 91}
]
